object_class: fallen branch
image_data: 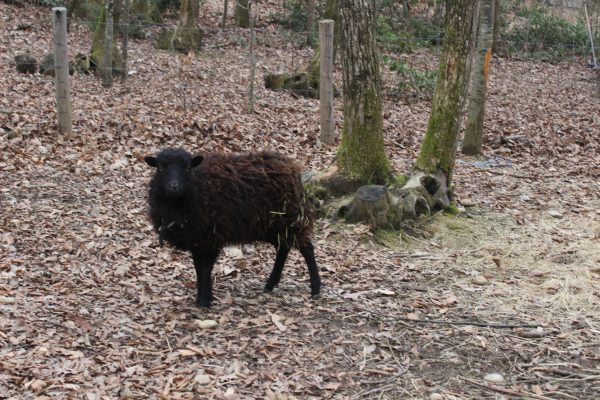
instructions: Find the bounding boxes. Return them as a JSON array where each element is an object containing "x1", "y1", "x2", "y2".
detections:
[
  {"x1": 462, "y1": 376, "x2": 555, "y2": 400},
  {"x1": 464, "y1": 166, "x2": 562, "y2": 180},
  {"x1": 328, "y1": 288, "x2": 540, "y2": 329}
]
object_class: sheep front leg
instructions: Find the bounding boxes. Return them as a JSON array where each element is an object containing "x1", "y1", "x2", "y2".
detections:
[
  {"x1": 299, "y1": 242, "x2": 321, "y2": 298},
  {"x1": 192, "y1": 250, "x2": 219, "y2": 307},
  {"x1": 264, "y1": 245, "x2": 290, "y2": 293}
]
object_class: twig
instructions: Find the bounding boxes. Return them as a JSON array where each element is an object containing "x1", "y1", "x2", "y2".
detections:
[
  {"x1": 327, "y1": 287, "x2": 540, "y2": 329},
  {"x1": 351, "y1": 383, "x2": 398, "y2": 399},
  {"x1": 462, "y1": 377, "x2": 555, "y2": 400},
  {"x1": 532, "y1": 367, "x2": 600, "y2": 381},
  {"x1": 465, "y1": 167, "x2": 561, "y2": 180}
]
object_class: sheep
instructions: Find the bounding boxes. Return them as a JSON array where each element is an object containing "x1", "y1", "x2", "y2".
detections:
[{"x1": 144, "y1": 148, "x2": 321, "y2": 307}]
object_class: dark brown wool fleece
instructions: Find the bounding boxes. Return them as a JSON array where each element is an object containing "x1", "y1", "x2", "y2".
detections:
[{"x1": 148, "y1": 151, "x2": 314, "y2": 252}]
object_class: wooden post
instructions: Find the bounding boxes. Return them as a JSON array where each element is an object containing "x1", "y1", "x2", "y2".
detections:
[
  {"x1": 247, "y1": 0, "x2": 255, "y2": 113},
  {"x1": 52, "y1": 7, "x2": 73, "y2": 136},
  {"x1": 102, "y1": 0, "x2": 114, "y2": 88},
  {"x1": 319, "y1": 19, "x2": 335, "y2": 145},
  {"x1": 122, "y1": 0, "x2": 129, "y2": 81}
]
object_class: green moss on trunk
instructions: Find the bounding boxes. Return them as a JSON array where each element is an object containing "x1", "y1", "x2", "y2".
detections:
[
  {"x1": 235, "y1": 0, "x2": 249, "y2": 28},
  {"x1": 90, "y1": 5, "x2": 124, "y2": 76},
  {"x1": 337, "y1": 0, "x2": 391, "y2": 185},
  {"x1": 414, "y1": 0, "x2": 475, "y2": 185},
  {"x1": 156, "y1": 0, "x2": 202, "y2": 53}
]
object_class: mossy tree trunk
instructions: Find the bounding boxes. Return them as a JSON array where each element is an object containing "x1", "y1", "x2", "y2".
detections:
[
  {"x1": 397, "y1": 0, "x2": 476, "y2": 218},
  {"x1": 235, "y1": 0, "x2": 249, "y2": 28},
  {"x1": 264, "y1": 0, "x2": 339, "y2": 98},
  {"x1": 336, "y1": 0, "x2": 391, "y2": 184},
  {"x1": 91, "y1": 1, "x2": 124, "y2": 77},
  {"x1": 157, "y1": 0, "x2": 202, "y2": 52},
  {"x1": 462, "y1": 0, "x2": 494, "y2": 156}
]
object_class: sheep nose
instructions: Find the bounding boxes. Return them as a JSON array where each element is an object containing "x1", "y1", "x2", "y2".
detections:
[{"x1": 167, "y1": 182, "x2": 182, "y2": 194}]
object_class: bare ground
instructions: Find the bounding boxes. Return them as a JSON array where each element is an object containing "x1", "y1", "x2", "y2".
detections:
[{"x1": 1, "y1": 3, "x2": 600, "y2": 399}]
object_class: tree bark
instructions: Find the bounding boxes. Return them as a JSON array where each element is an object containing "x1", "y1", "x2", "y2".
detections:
[
  {"x1": 336, "y1": 0, "x2": 391, "y2": 184},
  {"x1": 235, "y1": 0, "x2": 249, "y2": 28},
  {"x1": 414, "y1": 0, "x2": 475, "y2": 185},
  {"x1": 306, "y1": 0, "x2": 315, "y2": 46},
  {"x1": 462, "y1": 0, "x2": 494, "y2": 156},
  {"x1": 91, "y1": 1, "x2": 123, "y2": 77},
  {"x1": 156, "y1": 0, "x2": 202, "y2": 52},
  {"x1": 385, "y1": 0, "x2": 476, "y2": 219},
  {"x1": 492, "y1": 0, "x2": 500, "y2": 54}
]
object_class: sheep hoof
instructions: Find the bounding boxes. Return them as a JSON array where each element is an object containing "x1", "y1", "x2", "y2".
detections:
[
  {"x1": 263, "y1": 286, "x2": 274, "y2": 293},
  {"x1": 311, "y1": 292, "x2": 321, "y2": 299}
]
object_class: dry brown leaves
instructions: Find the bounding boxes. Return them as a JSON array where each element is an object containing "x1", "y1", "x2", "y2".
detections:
[{"x1": 1, "y1": 3, "x2": 599, "y2": 399}]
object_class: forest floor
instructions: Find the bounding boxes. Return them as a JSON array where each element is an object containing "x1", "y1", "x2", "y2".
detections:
[{"x1": 1, "y1": 3, "x2": 600, "y2": 400}]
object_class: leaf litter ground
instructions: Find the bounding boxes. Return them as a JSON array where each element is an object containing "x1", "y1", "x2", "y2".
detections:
[{"x1": 1, "y1": 3, "x2": 599, "y2": 399}]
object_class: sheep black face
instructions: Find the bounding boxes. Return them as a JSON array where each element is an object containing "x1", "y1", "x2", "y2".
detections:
[{"x1": 144, "y1": 149, "x2": 203, "y2": 198}]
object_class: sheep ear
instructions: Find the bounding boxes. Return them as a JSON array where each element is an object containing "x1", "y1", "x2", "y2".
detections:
[
  {"x1": 144, "y1": 156, "x2": 158, "y2": 168},
  {"x1": 191, "y1": 155, "x2": 204, "y2": 168}
]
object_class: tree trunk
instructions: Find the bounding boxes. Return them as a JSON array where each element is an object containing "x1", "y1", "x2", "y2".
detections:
[
  {"x1": 222, "y1": 0, "x2": 228, "y2": 28},
  {"x1": 462, "y1": 0, "x2": 494, "y2": 156},
  {"x1": 336, "y1": 0, "x2": 391, "y2": 184},
  {"x1": 306, "y1": 0, "x2": 315, "y2": 46},
  {"x1": 156, "y1": 0, "x2": 202, "y2": 52},
  {"x1": 492, "y1": 0, "x2": 500, "y2": 54},
  {"x1": 91, "y1": 1, "x2": 124, "y2": 77},
  {"x1": 264, "y1": 0, "x2": 339, "y2": 98},
  {"x1": 235, "y1": 0, "x2": 249, "y2": 28},
  {"x1": 394, "y1": 0, "x2": 476, "y2": 219},
  {"x1": 414, "y1": 0, "x2": 475, "y2": 183}
]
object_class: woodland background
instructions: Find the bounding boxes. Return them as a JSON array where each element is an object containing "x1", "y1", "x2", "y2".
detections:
[{"x1": 1, "y1": 0, "x2": 600, "y2": 398}]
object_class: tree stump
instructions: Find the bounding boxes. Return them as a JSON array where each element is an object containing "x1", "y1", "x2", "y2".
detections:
[
  {"x1": 15, "y1": 54, "x2": 37, "y2": 74},
  {"x1": 341, "y1": 185, "x2": 401, "y2": 230}
]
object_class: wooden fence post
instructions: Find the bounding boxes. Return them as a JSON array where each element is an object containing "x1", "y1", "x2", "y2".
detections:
[
  {"x1": 52, "y1": 7, "x2": 73, "y2": 136},
  {"x1": 319, "y1": 19, "x2": 335, "y2": 145}
]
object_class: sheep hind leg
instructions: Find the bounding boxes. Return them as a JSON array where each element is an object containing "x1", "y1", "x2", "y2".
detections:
[
  {"x1": 299, "y1": 241, "x2": 321, "y2": 298},
  {"x1": 264, "y1": 245, "x2": 290, "y2": 293},
  {"x1": 192, "y1": 250, "x2": 219, "y2": 308}
]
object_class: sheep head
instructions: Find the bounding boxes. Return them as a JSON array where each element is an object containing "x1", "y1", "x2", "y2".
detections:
[{"x1": 145, "y1": 148, "x2": 204, "y2": 198}]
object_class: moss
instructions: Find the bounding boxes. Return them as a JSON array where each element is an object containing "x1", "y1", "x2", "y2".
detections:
[
  {"x1": 337, "y1": 86, "x2": 392, "y2": 185},
  {"x1": 374, "y1": 228, "x2": 404, "y2": 247},
  {"x1": 264, "y1": 72, "x2": 318, "y2": 98},
  {"x1": 90, "y1": 6, "x2": 124, "y2": 76},
  {"x1": 444, "y1": 201, "x2": 461, "y2": 215},
  {"x1": 394, "y1": 173, "x2": 408, "y2": 187}
]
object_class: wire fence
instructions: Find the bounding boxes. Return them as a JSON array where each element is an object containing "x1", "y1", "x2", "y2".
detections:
[{"x1": 5, "y1": 3, "x2": 600, "y2": 110}]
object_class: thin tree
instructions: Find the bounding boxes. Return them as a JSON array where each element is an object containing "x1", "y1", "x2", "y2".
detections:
[
  {"x1": 462, "y1": 0, "x2": 495, "y2": 155},
  {"x1": 337, "y1": 0, "x2": 391, "y2": 184},
  {"x1": 492, "y1": 0, "x2": 500, "y2": 54}
]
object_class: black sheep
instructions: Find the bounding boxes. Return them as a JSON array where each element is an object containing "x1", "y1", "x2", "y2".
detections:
[{"x1": 144, "y1": 148, "x2": 321, "y2": 307}]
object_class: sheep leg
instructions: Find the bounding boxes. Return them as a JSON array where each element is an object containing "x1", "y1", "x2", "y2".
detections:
[
  {"x1": 264, "y1": 245, "x2": 290, "y2": 293},
  {"x1": 192, "y1": 250, "x2": 219, "y2": 307},
  {"x1": 299, "y1": 242, "x2": 321, "y2": 298}
]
